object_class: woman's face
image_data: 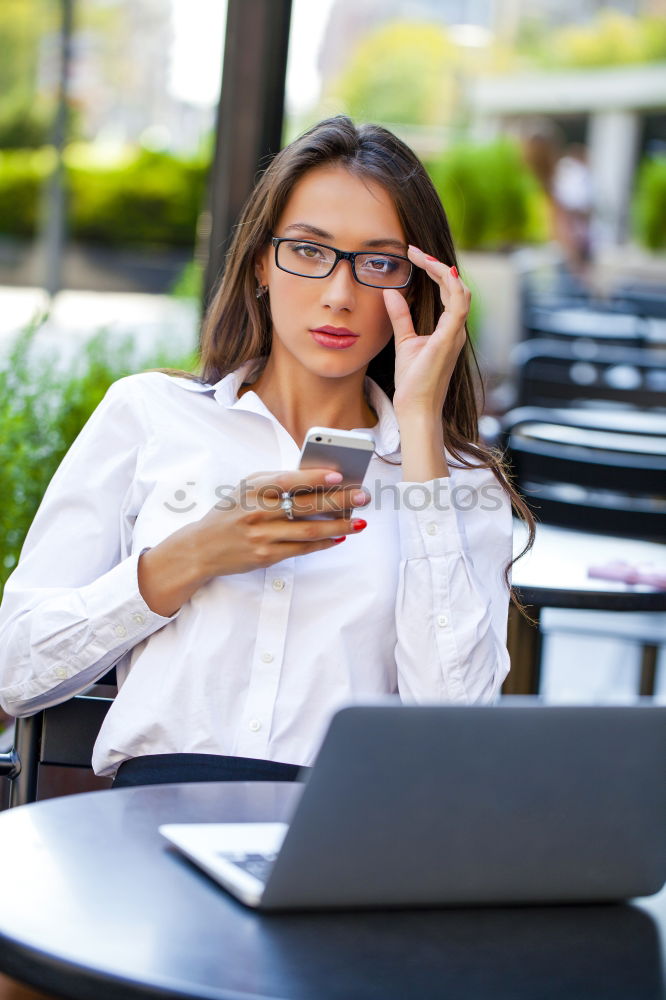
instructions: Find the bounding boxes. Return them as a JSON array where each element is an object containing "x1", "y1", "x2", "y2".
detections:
[{"x1": 255, "y1": 164, "x2": 411, "y2": 382}]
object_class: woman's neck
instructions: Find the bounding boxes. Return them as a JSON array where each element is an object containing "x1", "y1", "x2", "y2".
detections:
[{"x1": 239, "y1": 354, "x2": 377, "y2": 449}]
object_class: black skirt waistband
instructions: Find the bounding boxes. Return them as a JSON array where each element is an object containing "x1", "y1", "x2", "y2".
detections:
[{"x1": 112, "y1": 752, "x2": 309, "y2": 788}]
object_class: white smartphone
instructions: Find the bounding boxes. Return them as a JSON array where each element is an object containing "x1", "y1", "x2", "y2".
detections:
[
  {"x1": 298, "y1": 426, "x2": 375, "y2": 485},
  {"x1": 296, "y1": 426, "x2": 375, "y2": 520}
]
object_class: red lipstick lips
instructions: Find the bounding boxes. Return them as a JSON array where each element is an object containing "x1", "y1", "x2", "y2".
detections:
[
  {"x1": 309, "y1": 326, "x2": 360, "y2": 350},
  {"x1": 311, "y1": 326, "x2": 359, "y2": 337}
]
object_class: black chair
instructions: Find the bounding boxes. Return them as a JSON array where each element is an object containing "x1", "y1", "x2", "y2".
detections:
[
  {"x1": 0, "y1": 688, "x2": 114, "y2": 808},
  {"x1": 517, "y1": 255, "x2": 591, "y2": 323},
  {"x1": 524, "y1": 305, "x2": 646, "y2": 349},
  {"x1": 612, "y1": 283, "x2": 666, "y2": 321},
  {"x1": 511, "y1": 339, "x2": 666, "y2": 411},
  {"x1": 503, "y1": 405, "x2": 666, "y2": 438},
  {"x1": 503, "y1": 409, "x2": 666, "y2": 541}
]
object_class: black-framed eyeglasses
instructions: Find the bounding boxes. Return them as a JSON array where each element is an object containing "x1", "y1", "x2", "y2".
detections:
[{"x1": 271, "y1": 236, "x2": 412, "y2": 289}]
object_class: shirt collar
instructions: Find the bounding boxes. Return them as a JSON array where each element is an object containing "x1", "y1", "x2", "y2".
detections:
[{"x1": 172, "y1": 358, "x2": 400, "y2": 457}]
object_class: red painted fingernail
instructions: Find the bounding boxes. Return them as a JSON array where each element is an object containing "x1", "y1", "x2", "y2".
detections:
[
  {"x1": 450, "y1": 265, "x2": 459, "y2": 278},
  {"x1": 332, "y1": 536, "x2": 346, "y2": 544},
  {"x1": 352, "y1": 519, "x2": 367, "y2": 532},
  {"x1": 425, "y1": 254, "x2": 438, "y2": 261}
]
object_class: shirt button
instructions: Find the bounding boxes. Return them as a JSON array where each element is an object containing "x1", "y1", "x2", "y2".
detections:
[
  {"x1": 114, "y1": 624, "x2": 128, "y2": 638},
  {"x1": 437, "y1": 614, "x2": 449, "y2": 628},
  {"x1": 261, "y1": 651, "x2": 274, "y2": 663},
  {"x1": 426, "y1": 522, "x2": 438, "y2": 536},
  {"x1": 55, "y1": 667, "x2": 68, "y2": 679},
  {"x1": 132, "y1": 612, "x2": 145, "y2": 625},
  {"x1": 272, "y1": 578, "x2": 285, "y2": 592},
  {"x1": 248, "y1": 719, "x2": 262, "y2": 732}
]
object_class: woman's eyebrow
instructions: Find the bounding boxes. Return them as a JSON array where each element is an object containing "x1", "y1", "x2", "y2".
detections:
[{"x1": 282, "y1": 222, "x2": 407, "y2": 252}]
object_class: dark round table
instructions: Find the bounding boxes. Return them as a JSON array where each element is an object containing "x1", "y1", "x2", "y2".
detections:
[{"x1": 0, "y1": 782, "x2": 665, "y2": 1000}]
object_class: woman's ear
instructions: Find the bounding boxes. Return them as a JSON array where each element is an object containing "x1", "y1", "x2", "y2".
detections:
[{"x1": 254, "y1": 244, "x2": 270, "y2": 285}]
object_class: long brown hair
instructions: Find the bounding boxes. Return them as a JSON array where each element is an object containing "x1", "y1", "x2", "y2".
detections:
[{"x1": 153, "y1": 114, "x2": 535, "y2": 600}]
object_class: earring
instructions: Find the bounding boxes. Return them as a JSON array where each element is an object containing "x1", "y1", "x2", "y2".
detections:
[{"x1": 255, "y1": 283, "x2": 268, "y2": 298}]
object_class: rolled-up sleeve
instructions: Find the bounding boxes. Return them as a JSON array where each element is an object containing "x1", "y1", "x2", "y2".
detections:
[
  {"x1": 394, "y1": 465, "x2": 512, "y2": 704},
  {"x1": 0, "y1": 377, "x2": 179, "y2": 717}
]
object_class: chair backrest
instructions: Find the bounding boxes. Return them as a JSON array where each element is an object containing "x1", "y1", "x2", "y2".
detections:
[
  {"x1": 612, "y1": 284, "x2": 666, "y2": 320},
  {"x1": 524, "y1": 306, "x2": 646, "y2": 349},
  {"x1": 0, "y1": 693, "x2": 114, "y2": 808},
  {"x1": 512, "y1": 339, "x2": 666, "y2": 410},
  {"x1": 503, "y1": 410, "x2": 666, "y2": 540}
]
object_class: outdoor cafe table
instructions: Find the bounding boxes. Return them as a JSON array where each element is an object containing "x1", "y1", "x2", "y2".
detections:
[
  {"x1": 507, "y1": 521, "x2": 666, "y2": 696},
  {"x1": 0, "y1": 781, "x2": 664, "y2": 1000}
]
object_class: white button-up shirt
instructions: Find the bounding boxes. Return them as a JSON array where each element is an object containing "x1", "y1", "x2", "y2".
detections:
[{"x1": 0, "y1": 360, "x2": 513, "y2": 776}]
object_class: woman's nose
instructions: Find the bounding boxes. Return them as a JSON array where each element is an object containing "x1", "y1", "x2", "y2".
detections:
[{"x1": 320, "y1": 258, "x2": 357, "y2": 310}]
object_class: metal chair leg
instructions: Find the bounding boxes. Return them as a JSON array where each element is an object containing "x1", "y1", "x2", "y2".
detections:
[
  {"x1": 8, "y1": 714, "x2": 42, "y2": 808},
  {"x1": 639, "y1": 644, "x2": 658, "y2": 697}
]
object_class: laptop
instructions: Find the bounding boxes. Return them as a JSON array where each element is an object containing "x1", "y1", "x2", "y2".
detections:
[{"x1": 159, "y1": 701, "x2": 666, "y2": 911}]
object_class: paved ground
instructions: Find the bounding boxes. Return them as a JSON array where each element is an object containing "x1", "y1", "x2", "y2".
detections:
[
  {"x1": 0, "y1": 284, "x2": 200, "y2": 371},
  {"x1": 541, "y1": 625, "x2": 665, "y2": 704}
]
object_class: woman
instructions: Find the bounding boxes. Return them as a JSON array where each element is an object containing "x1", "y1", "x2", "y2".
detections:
[{"x1": 0, "y1": 116, "x2": 533, "y2": 787}]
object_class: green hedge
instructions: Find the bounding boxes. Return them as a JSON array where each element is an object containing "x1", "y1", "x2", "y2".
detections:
[
  {"x1": 0, "y1": 140, "x2": 546, "y2": 252},
  {"x1": 426, "y1": 139, "x2": 548, "y2": 250},
  {"x1": 68, "y1": 150, "x2": 208, "y2": 246},
  {"x1": 0, "y1": 147, "x2": 208, "y2": 246},
  {"x1": 0, "y1": 97, "x2": 74, "y2": 150},
  {"x1": 0, "y1": 320, "x2": 199, "y2": 596},
  {"x1": 4, "y1": 140, "x2": 666, "y2": 254},
  {"x1": 633, "y1": 156, "x2": 666, "y2": 251},
  {"x1": 0, "y1": 148, "x2": 52, "y2": 236}
]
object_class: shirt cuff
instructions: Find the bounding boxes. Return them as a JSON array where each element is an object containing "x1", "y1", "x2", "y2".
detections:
[
  {"x1": 396, "y1": 479, "x2": 464, "y2": 560},
  {"x1": 0, "y1": 550, "x2": 180, "y2": 710},
  {"x1": 80, "y1": 547, "x2": 180, "y2": 649}
]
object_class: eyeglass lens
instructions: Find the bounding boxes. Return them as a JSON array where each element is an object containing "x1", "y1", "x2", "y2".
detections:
[{"x1": 276, "y1": 240, "x2": 410, "y2": 288}]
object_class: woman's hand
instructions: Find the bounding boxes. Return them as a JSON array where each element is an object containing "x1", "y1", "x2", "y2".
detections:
[
  {"x1": 193, "y1": 469, "x2": 369, "y2": 579},
  {"x1": 138, "y1": 470, "x2": 370, "y2": 617},
  {"x1": 383, "y1": 245, "x2": 471, "y2": 420}
]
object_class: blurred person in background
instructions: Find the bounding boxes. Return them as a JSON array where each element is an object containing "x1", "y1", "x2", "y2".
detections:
[
  {"x1": 551, "y1": 143, "x2": 594, "y2": 283},
  {"x1": 523, "y1": 128, "x2": 594, "y2": 291}
]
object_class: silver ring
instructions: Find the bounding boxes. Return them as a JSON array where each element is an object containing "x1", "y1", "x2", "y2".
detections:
[{"x1": 279, "y1": 491, "x2": 295, "y2": 520}]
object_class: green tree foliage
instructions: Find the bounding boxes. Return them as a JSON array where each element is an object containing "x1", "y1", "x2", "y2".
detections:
[
  {"x1": 0, "y1": 0, "x2": 56, "y2": 107},
  {"x1": 0, "y1": 0, "x2": 58, "y2": 148},
  {"x1": 0, "y1": 0, "x2": 126, "y2": 148},
  {"x1": 330, "y1": 21, "x2": 458, "y2": 127},
  {"x1": 633, "y1": 156, "x2": 666, "y2": 251},
  {"x1": 519, "y1": 10, "x2": 666, "y2": 69},
  {"x1": 427, "y1": 139, "x2": 548, "y2": 250}
]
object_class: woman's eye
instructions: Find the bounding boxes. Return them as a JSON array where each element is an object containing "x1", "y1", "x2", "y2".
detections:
[
  {"x1": 363, "y1": 256, "x2": 396, "y2": 273},
  {"x1": 293, "y1": 243, "x2": 323, "y2": 259}
]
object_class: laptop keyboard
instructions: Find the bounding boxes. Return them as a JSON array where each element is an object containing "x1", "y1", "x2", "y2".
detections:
[{"x1": 219, "y1": 852, "x2": 277, "y2": 883}]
